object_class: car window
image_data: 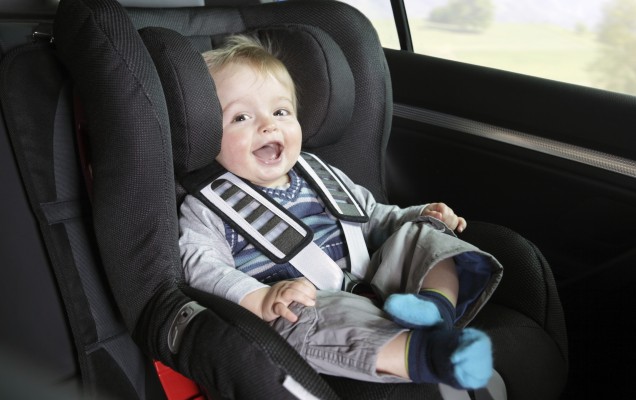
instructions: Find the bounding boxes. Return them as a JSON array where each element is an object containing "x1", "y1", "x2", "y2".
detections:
[
  {"x1": 341, "y1": 0, "x2": 636, "y2": 97},
  {"x1": 336, "y1": 0, "x2": 401, "y2": 50}
]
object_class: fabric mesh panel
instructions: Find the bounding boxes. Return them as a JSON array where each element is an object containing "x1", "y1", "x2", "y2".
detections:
[
  {"x1": 471, "y1": 304, "x2": 568, "y2": 400},
  {"x1": 0, "y1": 38, "x2": 164, "y2": 398},
  {"x1": 55, "y1": 0, "x2": 184, "y2": 335},
  {"x1": 139, "y1": 27, "x2": 221, "y2": 177},
  {"x1": 261, "y1": 26, "x2": 355, "y2": 149},
  {"x1": 460, "y1": 221, "x2": 568, "y2": 363}
]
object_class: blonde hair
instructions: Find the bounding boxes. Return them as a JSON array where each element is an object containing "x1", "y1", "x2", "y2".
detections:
[{"x1": 202, "y1": 34, "x2": 298, "y2": 109}]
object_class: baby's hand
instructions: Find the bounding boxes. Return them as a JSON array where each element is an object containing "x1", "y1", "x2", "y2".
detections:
[
  {"x1": 260, "y1": 278, "x2": 317, "y2": 323},
  {"x1": 421, "y1": 202, "x2": 467, "y2": 233}
]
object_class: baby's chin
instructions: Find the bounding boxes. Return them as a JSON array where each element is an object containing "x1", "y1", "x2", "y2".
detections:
[{"x1": 252, "y1": 172, "x2": 291, "y2": 188}]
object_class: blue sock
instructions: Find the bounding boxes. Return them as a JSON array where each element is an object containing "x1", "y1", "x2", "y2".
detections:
[
  {"x1": 407, "y1": 328, "x2": 493, "y2": 389},
  {"x1": 383, "y1": 291, "x2": 455, "y2": 329}
]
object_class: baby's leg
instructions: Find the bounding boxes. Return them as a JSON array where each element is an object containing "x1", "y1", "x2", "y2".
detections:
[
  {"x1": 271, "y1": 290, "x2": 410, "y2": 383},
  {"x1": 408, "y1": 327, "x2": 492, "y2": 389},
  {"x1": 384, "y1": 257, "x2": 458, "y2": 329},
  {"x1": 377, "y1": 328, "x2": 493, "y2": 389},
  {"x1": 380, "y1": 258, "x2": 493, "y2": 389}
]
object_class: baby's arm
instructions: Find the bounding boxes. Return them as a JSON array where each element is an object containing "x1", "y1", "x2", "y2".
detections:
[
  {"x1": 180, "y1": 195, "x2": 316, "y2": 323},
  {"x1": 179, "y1": 195, "x2": 268, "y2": 304},
  {"x1": 328, "y1": 165, "x2": 467, "y2": 234},
  {"x1": 421, "y1": 202, "x2": 467, "y2": 233},
  {"x1": 240, "y1": 278, "x2": 317, "y2": 323}
]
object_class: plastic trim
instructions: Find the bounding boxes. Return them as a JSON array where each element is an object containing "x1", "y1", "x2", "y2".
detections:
[{"x1": 394, "y1": 103, "x2": 636, "y2": 179}]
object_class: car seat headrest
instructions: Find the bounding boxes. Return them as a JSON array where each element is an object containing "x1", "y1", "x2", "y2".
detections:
[
  {"x1": 140, "y1": 27, "x2": 221, "y2": 177},
  {"x1": 139, "y1": 25, "x2": 355, "y2": 177}
]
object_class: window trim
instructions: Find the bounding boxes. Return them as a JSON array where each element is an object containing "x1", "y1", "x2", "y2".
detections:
[
  {"x1": 394, "y1": 103, "x2": 636, "y2": 179},
  {"x1": 390, "y1": 0, "x2": 412, "y2": 51}
]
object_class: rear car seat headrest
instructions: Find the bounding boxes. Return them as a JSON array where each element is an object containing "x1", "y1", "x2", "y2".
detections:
[{"x1": 139, "y1": 25, "x2": 355, "y2": 177}]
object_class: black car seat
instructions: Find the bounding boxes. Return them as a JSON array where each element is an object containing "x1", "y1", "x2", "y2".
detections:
[
  {"x1": 0, "y1": 19, "x2": 164, "y2": 400},
  {"x1": 130, "y1": 5, "x2": 569, "y2": 400},
  {"x1": 0, "y1": 0, "x2": 568, "y2": 399}
]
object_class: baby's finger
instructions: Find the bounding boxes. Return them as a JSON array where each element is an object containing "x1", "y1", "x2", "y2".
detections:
[
  {"x1": 279, "y1": 280, "x2": 314, "y2": 301},
  {"x1": 284, "y1": 286, "x2": 316, "y2": 307},
  {"x1": 293, "y1": 278, "x2": 317, "y2": 298},
  {"x1": 456, "y1": 217, "x2": 468, "y2": 233},
  {"x1": 444, "y1": 214, "x2": 459, "y2": 230},
  {"x1": 423, "y1": 210, "x2": 443, "y2": 220},
  {"x1": 273, "y1": 301, "x2": 299, "y2": 323},
  {"x1": 440, "y1": 205, "x2": 454, "y2": 219}
]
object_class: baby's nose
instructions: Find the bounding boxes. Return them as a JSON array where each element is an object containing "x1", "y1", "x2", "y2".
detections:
[{"x1": 261, "y1": 120, "x2": 277, "y2": 134}]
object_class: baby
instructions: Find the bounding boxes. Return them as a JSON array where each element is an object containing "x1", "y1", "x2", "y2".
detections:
[{"x1": 179, "y1": 34, "x2": 502, "y2": 388}]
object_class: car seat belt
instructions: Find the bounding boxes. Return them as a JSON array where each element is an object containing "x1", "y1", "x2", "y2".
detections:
[
  {"x1": 191, "y1": 152, "x2": 369, "y2": 290},
  {"x1": 296, "y1": 152, "x2": 370, "y2": 280}
]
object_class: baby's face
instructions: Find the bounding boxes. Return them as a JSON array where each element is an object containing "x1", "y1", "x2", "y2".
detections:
[{"x1": 213, "y1": 63, "x2": 301, "y2": 188}]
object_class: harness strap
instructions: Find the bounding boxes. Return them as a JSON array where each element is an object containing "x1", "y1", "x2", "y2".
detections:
[
  {"x1": 297, "y1": 153, "x2": 370, "y2": 279},
  {"x1": 340, "y1": 221, "x2": 370, "y2": 280},
  {"x1": 296, "y1": 152, "x2": 367, "y2": 222},
  {"x1": 197, "y1": 171, "x2": 344, "y2": 290},
  {"x1": 191, "y1": 153, "x2": 371, "y2": 289}
]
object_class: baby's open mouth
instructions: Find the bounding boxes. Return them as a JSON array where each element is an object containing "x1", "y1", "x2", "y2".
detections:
[{"x1": 253, "y1": 142, "x2": 282, "y2": 163}]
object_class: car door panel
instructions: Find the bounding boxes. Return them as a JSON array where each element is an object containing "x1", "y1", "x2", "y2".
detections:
[
  {"x1": 385, "y1": 47, "x2": 636, "y2": 398},
  {"x1": 385, "y1": 48, "x2": 636, "y2": 282}
]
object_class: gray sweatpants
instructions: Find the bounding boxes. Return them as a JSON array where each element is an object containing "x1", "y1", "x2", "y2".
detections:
[{"x1": 271, "y1": 217, "x2": 502, "y2": 382}]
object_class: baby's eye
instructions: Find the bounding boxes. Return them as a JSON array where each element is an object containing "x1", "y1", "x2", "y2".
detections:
[
  {"x1": 232, "y1": 114, "x2": 249, "y2": 123},
  {"x1": 274, "y1": 109, "x2": 291, "y2": 117}
]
